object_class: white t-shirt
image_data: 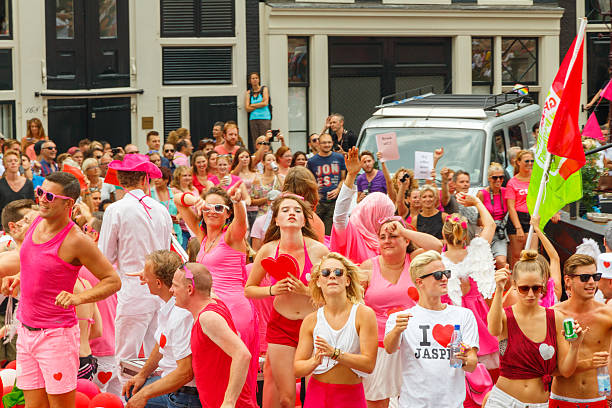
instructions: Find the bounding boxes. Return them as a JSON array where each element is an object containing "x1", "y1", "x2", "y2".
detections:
[{"x1": 385, "y1": 304, "x2": 479, "y2": 408}]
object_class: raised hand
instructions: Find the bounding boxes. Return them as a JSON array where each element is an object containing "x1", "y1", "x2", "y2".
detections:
[{"x1": 345, "y1": 146, "x2": 361, "y2": 175}]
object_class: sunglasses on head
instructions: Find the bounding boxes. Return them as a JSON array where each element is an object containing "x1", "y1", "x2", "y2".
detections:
[
  {"x1": 567, "y1": 273, "x2": 602, "y2": 283},
  {"x1": 517, "y1": 285, "x2": 544, "y2": 295},
  {"x1": 420, "y1": 270, "x2": 451, "y2": 280},
  {"x1": 491, "y1": 175, "x2": 504, "y2": 181},
  {"x1": 321, "y1": 268, "x2": 345, "y2": 278},
  {"x1": 35, "y1": 186, "x2": 72, "y2": 203},
  {"x1": 203, "y1": 203, "x2": 230, "y2": 214}
]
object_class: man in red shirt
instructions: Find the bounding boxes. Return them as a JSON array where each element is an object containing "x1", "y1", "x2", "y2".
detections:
[
  {"x1": 172, "y1": 263, "x2": 257, "y2": 408},
  {"x1": 214, "y1": 123, "x2": 241, "y2": 158}
]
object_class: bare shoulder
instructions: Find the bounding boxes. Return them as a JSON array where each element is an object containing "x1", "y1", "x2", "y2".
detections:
[
  {"x1": 65, "y1": 225, "x2": 95, "y2": 252},
  {"x1": 302, "y1": 310, "x2": 318, "y2": 331},
  {"x1": 360, "y1": 258, "x2": 374, "y2": 271},
  {"x1": 258, "y1": 241, "x2": 278, "y2": 258},
  {"x1": 305, "y1": 237, "x2": 329, "y2": 258},
  {"x1": 356, "y1": 303, "x2": 376, "y2": 320}
]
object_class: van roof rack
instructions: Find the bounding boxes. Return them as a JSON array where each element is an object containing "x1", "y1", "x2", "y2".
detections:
[{"x1": 378, "y1": 87, "x2": 534, "y2": 114}]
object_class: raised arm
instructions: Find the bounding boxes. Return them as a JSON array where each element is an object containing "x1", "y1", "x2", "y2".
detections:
[
  {"x1": 440, "y1": 167, "x2": 452, "y2": 207},
  {"x1": 457, "y1": 193, "x2": 495, "y2": 244},
  {"x1": 333, "y1": 147, "x2": 360, "y2": 231},
  {"x1": 530, "y1": 215, "x2": 561, "y2": 300},
  {"x1": 174, "y1": 191, "x2": 205, "y2": 243},
  {"x1": 487, "y1": 267, "x2": 509, "y2": 338},
  {"x1": 376, "y1": 151, "x2": 396, "y2": 203},
  {"x1": 226, "y1": 182, "x2": 249, "y2": 247}
]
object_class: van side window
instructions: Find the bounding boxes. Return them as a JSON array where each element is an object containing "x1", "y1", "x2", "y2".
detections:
[
  {"x1": 508, "y1": 125, "x2": 523, "y2": 149},
  {"x1": 490, "y1": 129, "x2": 507, "y2": 168}
]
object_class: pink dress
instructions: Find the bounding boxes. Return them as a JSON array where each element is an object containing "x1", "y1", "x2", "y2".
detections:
[
  {"x1": 363, "y1": 254, "x2": 417, "y2": 347},
  {"x1": 539, "y1": 278, "x2": 557, "y2": 307},
  {"x1": 196, "y1": 232, "x2": 259, "y2": 402}
]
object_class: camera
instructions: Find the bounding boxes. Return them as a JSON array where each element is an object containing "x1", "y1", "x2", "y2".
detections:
[
  {"x1": 400, "y1": 173, "x2": 411, "y2": 183},
  {"x1": 111, "y1": 147, "x2": 121, "y2": 155},
  {"x1": 270, "y1": 129, "x2": 280, "y2": 141}
]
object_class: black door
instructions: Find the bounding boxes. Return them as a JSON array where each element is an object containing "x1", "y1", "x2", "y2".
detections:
[
  {"x1": 48, "y1": 98, "x2": 131, "y2": 152},
  {"x1": 189, "y1": 96, "x2": 238, "y2": 146},
  {"x1": 45, "y1": 0, "x2": 130, "y2": 90}
]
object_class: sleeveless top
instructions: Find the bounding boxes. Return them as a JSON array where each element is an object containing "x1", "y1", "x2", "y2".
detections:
[
  {"x1": 312, "y1": 304, "x2": 365, "y2": 376},
  {"x1": 208, "y1": 174, "x2": 242, "y2": 191},
  {"x1": 191, "y1": 299, "x2": 256, "y2": 408},
  {"x1": 363, "y1": 254, "x2": 416, "y2": 344},
  {"x1": 18, "y1": 216, "x2": 81, "y2": 328},
  {"x1": 249, "y1": 88, "x2": 272, "y2": 120},
  {"x1": 499, "y1": 307, "x2": 557, "y2": 391},
  {"x1": 197, "y1": 231, "x2": 248, "y2": 296},
  {"x1": 273, "y1": 240, "x2": 313, "y2": 285},
  {"x1": 416, "y1": 211, "x2": 444, "y2": 239},
  {"x1": 480, "y1": 187, "x2": 507, "y2": 221},
  {"x1": 192, "y1": 173, "x2": 207, "y2": 193}
]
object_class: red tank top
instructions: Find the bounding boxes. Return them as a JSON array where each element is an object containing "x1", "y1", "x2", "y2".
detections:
[
  {"x1": 499, "y1": 307, "x2": 557, "y2": 390},
  {"x1": 191, "y1": 299, "x2": 256, "y2": 408}
]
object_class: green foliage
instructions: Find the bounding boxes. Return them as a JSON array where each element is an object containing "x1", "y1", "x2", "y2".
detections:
[{"x1": 581, "y1": 152, "x2": 601, "y2": 211}]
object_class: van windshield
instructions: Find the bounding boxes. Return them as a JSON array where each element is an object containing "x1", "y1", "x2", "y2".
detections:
[{"x1": 359, "y1": 127, "x2": 486, "y2": 185}]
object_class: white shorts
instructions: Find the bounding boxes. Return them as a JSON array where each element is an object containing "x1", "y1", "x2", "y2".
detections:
[
  {"x1": 362, "y1": 347, "x2": 402, "y2": 401},
  {"x1": 490, "y1": 235, "x2": 508, "y2": 259},
  {"x1": 485, "y1": 386, "x2": 548, "y2": 408}
]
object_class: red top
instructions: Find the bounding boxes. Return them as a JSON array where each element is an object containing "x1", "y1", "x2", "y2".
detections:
[
  {"x1": 191, "y1": 299, "x2": 256, "y2": 408},
  {"x1": 499, "y1": 307, "x2": 557, "y2": 390},
  {"x1": 193, "y1": 173, "x2": 207, "y2": 193}
]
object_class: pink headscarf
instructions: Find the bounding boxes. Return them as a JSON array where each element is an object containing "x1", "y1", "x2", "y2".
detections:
[{"x1": 330, "y1": 192, "x2": 395, "y2": 264}]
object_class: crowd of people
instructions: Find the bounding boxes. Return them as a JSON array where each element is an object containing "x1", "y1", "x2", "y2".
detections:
[{"x1": 0, "y1": 111, "x2": 611, "y2": 408}]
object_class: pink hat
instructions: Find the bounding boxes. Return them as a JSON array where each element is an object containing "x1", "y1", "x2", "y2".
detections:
[
  {"x1": 108, "y1": 153, "x2": 162, "y2": 178},
  {"x1": 67, "y1": 146, "x2": 79, "y2": 155}
]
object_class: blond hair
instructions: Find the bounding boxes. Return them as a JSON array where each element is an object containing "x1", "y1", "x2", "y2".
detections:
[
  {"x1": 488, "y1": 162, "x2": 504, "y2": 176},
  {"x1": 410, "y1": 250, "x2": 442, "y2": 282},
  {"x1": 564, "y1": 253, "x2": 595, "y2": 277},
  {"x1": 309, "y1": 252, "x2": 364, "y2": 306},
  {"x1": 514, "y1": 150, "x2": 534, "y2": 176},
  {"x1": 513, "y1": 250, "x2": 547, "y2": 294},
  {"x1": 442, "y1": 213, "x2": 469, "y2": 246},
  {"x1": 419, "y1": 185, "x2": 440, "y2": 207}
]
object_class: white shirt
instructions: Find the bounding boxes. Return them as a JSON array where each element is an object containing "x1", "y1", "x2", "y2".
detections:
[
  {"x1": 100, "y1": 183, "x2": 115, "y2": 202},
  {"x1": 385, "y1": 304, "x2": 479, "y2": 408},
  {"x1": 98, "y1": 189, "x2": 173, "y2": 315},
  {"x1": 155, "y1": 297, "x2": 196, "y2": 387}
]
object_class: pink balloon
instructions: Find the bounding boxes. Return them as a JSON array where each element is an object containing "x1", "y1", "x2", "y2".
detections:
[
  {"x1": 76, "y1": 378, "x2": 100, "y2": 400},
  {"x1": 75, "y1": 391, "x2": 90, "y2": 408},
  {"x1": 88, "y1": 392, "x2": 124, "y2": 408}
]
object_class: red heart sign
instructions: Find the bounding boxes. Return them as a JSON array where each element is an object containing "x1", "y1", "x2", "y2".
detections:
[
  {"x1": 407, "y1": 287, "x2": 419, "y2": 302},
  {"x1": 98, "y1": 371, "x2": 112, "y2": 384},
  {"x1": 261, "y1": 254, "x2": 300, "y2": 282},
  {"x1": 432, "y1": 324, "x2": 454, "y2": 348},
  {"x1": 604, "y1": 261, "x2": 611, "y2": 269},
  {"x1": 160, "y1": 334, "x2": 167, "y2": 348},
  {"x1": 53, "y1": 372, "x2": 63, "y2": 381}
]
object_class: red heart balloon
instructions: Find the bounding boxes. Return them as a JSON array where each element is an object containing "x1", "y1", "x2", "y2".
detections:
[
  {"x1": 159, "y1": 334, "x2": 167, "y2": 349},
  {"x1": 604, "y1": 261, "x2": 611, "y2": 269},
  {"x1": 261, "y1": 254, "x2": 300, "y2": 282},
  {"x1": 407, "y1": 287, "x2": 419, "y2": 302},
  {"x1": 432, "y1": 324, "x2": 454, "y2": 348}
]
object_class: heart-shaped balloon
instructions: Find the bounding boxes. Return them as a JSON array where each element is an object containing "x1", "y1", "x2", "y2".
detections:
[
  {"x1": 539, "y1": 343, "x2": 555, "y2": 361},
  {"x1": 261, "y1": 254, "x2": 300, "y2": 282}
]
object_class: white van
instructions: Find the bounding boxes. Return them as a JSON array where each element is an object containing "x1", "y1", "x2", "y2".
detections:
[{"x1": 357, "y1": 92, "x2": 541, "y2": 187}]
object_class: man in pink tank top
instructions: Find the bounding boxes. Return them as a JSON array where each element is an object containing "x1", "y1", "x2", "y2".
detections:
[
  {"x1": 172, "y1": 262, "x2": 257, "y2": 408},
  {"x1": 1, "y1": 172, "x2": 121, "y2": 408}
]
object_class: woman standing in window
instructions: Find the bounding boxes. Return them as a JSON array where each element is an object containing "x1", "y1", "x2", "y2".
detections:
[
  {"x1": 245, "y1": 72, "x2": 272, "y2": 148},
  {"x1": 22, "y1": 118, "x2": 48, "y2": 161}
]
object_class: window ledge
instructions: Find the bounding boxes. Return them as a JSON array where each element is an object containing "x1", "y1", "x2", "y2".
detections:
[{"x1": 35, "y1": 87, "x2": 144, "y2": 98}]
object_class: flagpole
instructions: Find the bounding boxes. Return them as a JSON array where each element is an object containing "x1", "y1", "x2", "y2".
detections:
[{"x1": 525, "y1": 153, "x2": 552, "y2": 249}]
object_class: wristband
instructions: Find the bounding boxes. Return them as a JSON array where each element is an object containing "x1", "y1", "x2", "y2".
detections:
[
  {"x1": 181, "y1": 192, "x2": 195, "y2": 207},
  {"x1": 269, "y1": 285, "x2": 274, "y2": 297}
]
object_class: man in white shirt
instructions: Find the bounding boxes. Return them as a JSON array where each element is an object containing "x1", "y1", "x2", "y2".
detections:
[
  {"x1": 384, "y1": 250, "x2": 479, "y2": 408},
  {"x1": 122, "y1": 250, "x2": 200, "y2": 408},
  {"x1": 98, "y1": 154, "x2": 173, "y2": 390}
]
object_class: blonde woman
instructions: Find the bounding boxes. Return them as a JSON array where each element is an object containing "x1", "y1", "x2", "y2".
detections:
[
  {"x1": 410, "y1": 185, "x2": 448, "y2": 240},
  {"x1": 170, "y1": 166, "x2": 199, "y2": 247},
  {"x1": 295, "y1": 253, "x2": 377, "y2": 408},
  {"x1": 477, "y1": 162, "x2": 508, "y2": 270}
]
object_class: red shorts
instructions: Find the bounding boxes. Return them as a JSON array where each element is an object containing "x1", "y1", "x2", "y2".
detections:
[
  {"x1": 549, "y1": 397, "x2": 608, "y2": 408},
  {"x1": 304, "y1": 377, "x2": 366, "y2": 408},
  {"x1": 265, "y1": 309, "x2": 303, "y2": 348}
]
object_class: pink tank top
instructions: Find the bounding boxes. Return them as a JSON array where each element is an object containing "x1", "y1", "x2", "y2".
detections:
[
  {"x1": 363, "y1": 254, "x2": 416, "y2": 344},
  {"x1": 18, "y1": 216, "x2": 81, "y2": 329},
  {"x1": 191, "y1": 299, "x2": 257, "y2": 408},
  {"x1": 79, "y1": 267, "x2": 117, "y2": 356},
  {"x1": 196, "y1": 231, "x2": 248, "y2": 296},
  {"x1": 273, "y1": 240, "x2": 313, "y2": 286}
]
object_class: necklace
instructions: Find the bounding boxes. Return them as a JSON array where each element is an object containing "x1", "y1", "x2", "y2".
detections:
[{"x1": 205, "y1": 231, "x2": 222, "y2": 253}]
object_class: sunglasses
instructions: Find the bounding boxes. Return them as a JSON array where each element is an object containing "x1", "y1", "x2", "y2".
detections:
[
  {"x1": 83, "y1": 224, "x2": 97, "y2": 234},
  {"x1": 491, "y1": 175, "x2": 504, "y2": 181},
  {"x1": 165, "y1": 149, "x2": 175, "y2": 153},
  {"x1": 257, "y1": 141, "x2": 271, "y2": 146},
  {"x1": 517, "y1": 285, "x2": 544, "y2": 295},
  {"x1": 43, "y1": 146, "x2": 57, "y2": 150},
  {"x1": 35, "y1": 186, "x2": 73, "y2": 202},
  {"x1": 181, "y1": 263, "x2": 195, "y2": 288},
  {"x1": 321, "y1": 268, "x2": 345, "y2": 278},
  {"x1": 524, "y1": 160, "x2": 535, "y2": 164},
  {"x1": 567, "y1": 273, "x2": 602, "y2": 283},
  {"x1": 311, "y1": 138, "x2": 319, "y2": 142},
  {"x1": 203, "y1": 203, "x2": 230, "y2": 214},
  {"x1": 420, "y1": 270, "x2": 452, "y2": 280}
]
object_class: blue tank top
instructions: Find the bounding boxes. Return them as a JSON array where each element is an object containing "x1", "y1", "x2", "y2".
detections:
[{"x1": 249, "y1": 89, "x2": 272, "y2": 120}]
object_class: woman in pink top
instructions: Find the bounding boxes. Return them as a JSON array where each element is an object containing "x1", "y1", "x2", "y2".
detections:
[
  {"x1": 506, "y1": 150, "x2": 535, "y2": 268},
  {"x1": 209, "y1": 155, "x2": 251, "y2": 201},
  {"x1": 175, "y1": 184, "x2": 259, "y2": 407},
  {"x1": 360, "y1": 218, "x2": 432, "y2": 408}
]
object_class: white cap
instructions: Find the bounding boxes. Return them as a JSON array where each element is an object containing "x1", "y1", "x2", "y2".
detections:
[{"x1": 597, "y1": 252, "x2": 612, "y2": 279}]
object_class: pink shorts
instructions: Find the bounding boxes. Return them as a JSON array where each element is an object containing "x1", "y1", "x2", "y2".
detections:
[
  {"x1": 304, "y1": 377, "x2": 367, "y2": 408},
  {"x1": 16, "y1": 324, "x2": 79, "y2": 394}
]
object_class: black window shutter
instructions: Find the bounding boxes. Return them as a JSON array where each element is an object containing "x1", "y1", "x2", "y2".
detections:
[
  {"x1": 163, "y1": 97, "x2": 182, "y2": 139},
  {"x1": 161, "y1": 0, "x2": 197, "y2": 37},
  {"x1": 199, "y1": 0, "x2": 235, "y2": 37},
  {"x1": 0, "y1": 49, "x2": 12, "y2": 90},
  {"x1": 162, "y1": 47, "x2": 232, "y2": 85}
]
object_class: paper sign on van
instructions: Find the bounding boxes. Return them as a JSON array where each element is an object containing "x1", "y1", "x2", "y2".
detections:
[
  {"x1": 376, "y1": 132, "x2": 400, "y2": 162},
  {"x1": 414, "y1": 151, "x2": 434, "y2": 180}
]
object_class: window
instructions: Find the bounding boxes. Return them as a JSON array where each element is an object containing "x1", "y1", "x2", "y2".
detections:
[
  {"x1": 508, "y1": 124, "x2": 524, "y2": 149},
  {"x1": 586, "y1": 1, "x2": 610, "y2": 23},
  {"x1": 162, "y1": 47, "x2": 232, "y2": 85},
  {"x1": 0, "y1": 49, "x2": 11, "y2": 90},
  {"x1": 99, "y1": 0, "x2": 117, "y2": 39},
  {"x1": 160, "y1": 0, "x2": 234, "y2": 38},
  {"x1": 472, "y1": 37, "x2": 493, "y2": 94},
  {"x1": 0, "y1": 0, "x2": 10, "y2": 38},
  {"x1": 288, "y1": 37, "x2": 309, "y2": 145},
  {"x1": 55, "y1": 0, "x2": 74, "y2": 39},
  {"x1": 0, "y1": 101, "x2": 15, "y2": 139},
  {"x1": 490, "y1": 129, "x2": 507, "y2": 169},
  {"x1": 501, "y1": 38, "x2": 537, "y2": 85}
]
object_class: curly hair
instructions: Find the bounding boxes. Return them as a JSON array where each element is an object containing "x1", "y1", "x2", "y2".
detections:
[
  {"x1": 263, "y1": 195, "x2": 318, "y2": 244},
  {"x1": 170, "y1": 166, "x2": 193, "y2": 191},
  {"x1": 309, "y1": 252, "x2": 364, "y2": 306},
  {"x1": 392, "y1": 168, "x2": 418, "y2": 196}
]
